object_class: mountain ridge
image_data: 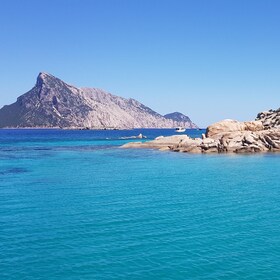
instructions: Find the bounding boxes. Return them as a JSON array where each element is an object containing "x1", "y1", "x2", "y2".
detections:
[{"x1": 0, "y1": 72, "x2": 198, "y2": 129}]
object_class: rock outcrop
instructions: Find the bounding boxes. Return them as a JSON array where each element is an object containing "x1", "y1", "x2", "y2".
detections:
[
  {"x1": 256, "y1": 108, "x2": 280, "y2": 129},
  {"x1": 0, "y1": 72, "x2": 197, "y2": 129},
  {"x1": 122, "y1": 110, "x2": 280, "y2": 153},
  {"x1": 205, "y1": 119, "x2": 264, "y2": 139}
]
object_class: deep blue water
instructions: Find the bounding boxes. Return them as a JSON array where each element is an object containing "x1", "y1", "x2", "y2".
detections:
[{"x1": 1, "y1": 129, "x2": 280, "y2": 280}]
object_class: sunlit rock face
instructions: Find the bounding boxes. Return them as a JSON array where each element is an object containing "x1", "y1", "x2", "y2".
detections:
[
  {"x1": 256, "y1": 108, "x2": 280, "y2": 129},
  {"x1": 0, "y1": 72, "x2": 197, "y2": 129}
]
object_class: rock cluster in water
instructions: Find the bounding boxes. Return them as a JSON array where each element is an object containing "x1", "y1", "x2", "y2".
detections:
[{"x1": 122, "y1": 108, "x2": 280, "y2": 153}]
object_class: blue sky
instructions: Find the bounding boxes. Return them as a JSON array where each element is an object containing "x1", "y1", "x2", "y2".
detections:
[{"x1": 0, "y1": 0, "x2": 279, "y2": 127}]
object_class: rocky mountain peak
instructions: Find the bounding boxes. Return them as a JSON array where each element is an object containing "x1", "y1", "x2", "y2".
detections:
[
  {"x1": 36, "y1": 72, "x2": 54, "y2": 86},
  {"x1": 36, "y1": 72, "x2": 75, "y2": 91},
  {"x1": 0, "y1": 73, "x2": 198, "y2": 129},
  {"x1": 38, "y1": 71, "x2": 52, "y2": 79}
]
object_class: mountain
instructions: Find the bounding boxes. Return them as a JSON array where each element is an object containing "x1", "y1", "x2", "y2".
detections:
[
  {"x1": 164, "y1": 112, "x2": 198, "y2": 128},
  {"x1": 0, "y1": 72, "x2": 197, "y2": 129}
]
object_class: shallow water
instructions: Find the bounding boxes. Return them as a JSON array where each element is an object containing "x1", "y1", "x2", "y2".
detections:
[{"x1": 0, "y1": 129, "x2": 280, "y2": 279}]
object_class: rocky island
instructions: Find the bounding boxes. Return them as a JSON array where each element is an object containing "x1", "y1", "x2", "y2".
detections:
[
  {"x1": 0, "y1": 72, "x2": 197, "y2": 129},
  {"x1": 123, "y1": 108, "x2": 280, "y2": 153}
]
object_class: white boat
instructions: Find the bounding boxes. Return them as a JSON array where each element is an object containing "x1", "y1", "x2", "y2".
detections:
[{"x1": 175, "y1": 127, "x2": 186, "y2": 133}]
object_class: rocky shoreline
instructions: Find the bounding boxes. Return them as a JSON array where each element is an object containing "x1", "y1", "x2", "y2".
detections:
[{"x1": 122, "y1": 108, "x2": 280, "y2": 153}]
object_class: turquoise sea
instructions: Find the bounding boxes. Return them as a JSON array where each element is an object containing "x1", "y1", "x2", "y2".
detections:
[{"x1": 1, "y1": 129, "x2": 280, "y2": 280}]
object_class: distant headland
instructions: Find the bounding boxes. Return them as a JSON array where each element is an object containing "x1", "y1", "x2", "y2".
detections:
[{"x1": 0, "y1": 72, "x2": 197, "y2": 129}]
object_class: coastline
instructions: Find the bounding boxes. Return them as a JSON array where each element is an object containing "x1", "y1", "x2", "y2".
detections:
[
  {"x1": 122, "y1": 117, "x2": 280, "y2": 154},
  {"x1": 0, "y1": 127, "x2": 202, "y2": 131}
]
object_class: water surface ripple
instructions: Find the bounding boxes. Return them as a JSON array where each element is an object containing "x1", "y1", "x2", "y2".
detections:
[{"x1": 0, "y1": 129, "x2": 280, "y2": 279}]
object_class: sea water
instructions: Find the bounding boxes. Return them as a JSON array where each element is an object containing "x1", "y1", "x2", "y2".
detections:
[{"x1": 0, "y1": 129, "x2": 280, "y2": 280}]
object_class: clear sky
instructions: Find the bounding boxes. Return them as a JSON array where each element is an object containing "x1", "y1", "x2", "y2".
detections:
[{"x1": 0, "y1": 0, "x2": 279, "y2": 127}]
